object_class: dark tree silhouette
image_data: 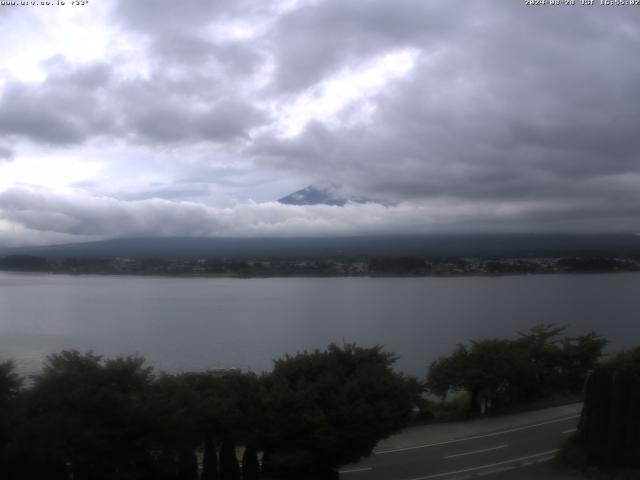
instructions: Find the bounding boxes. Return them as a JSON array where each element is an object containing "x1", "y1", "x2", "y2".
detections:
[
  {"x1": 24, "y1": 351, "x2": 156, "y2": 480},
  {"x1": 178, "y1": 448, "x2": 199, "y2": 480},
  {"x1": 426, "y1": 325, "x2": 606, "y2": 413},
  {"x1": 219, "y1": 435, "x2": 241, "y2": 480},
  {"x1": 577, "y1": 347, "x2": 640, "y2": 467},
  {"x1": 242, "y1": 444, "x2": 261, "y2": 480},
  {"x1": 261, "y1": 344, "x2": 414, "y2": 478},
  {"x1": 0, "y1": 361, "x2": 24, "y2": 480},
  {"x1": 201, "y1": 434, "x2": 219, "y2": 480},
  {"x1": 0, "y1": 344, "x2": 418, "y2": 479}
]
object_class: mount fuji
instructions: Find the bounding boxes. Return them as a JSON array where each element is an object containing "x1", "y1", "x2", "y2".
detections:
[{"x1": 278, "y1": 184, "x2": 380, "y2": 206}]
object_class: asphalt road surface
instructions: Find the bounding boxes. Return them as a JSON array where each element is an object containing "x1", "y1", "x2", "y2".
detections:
[{"x1": 339, "y1": 414, "x2": 580, "y2": 480}]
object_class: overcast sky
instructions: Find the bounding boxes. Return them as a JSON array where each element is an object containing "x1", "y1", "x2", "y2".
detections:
[{"x1": 0, "y1": 0, "x2": 639, "y2": 245}]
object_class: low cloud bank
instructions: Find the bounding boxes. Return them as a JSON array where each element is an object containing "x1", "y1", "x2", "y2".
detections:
[{"x1": 0, "y1": 187, "x2": 637, "y2": 247}]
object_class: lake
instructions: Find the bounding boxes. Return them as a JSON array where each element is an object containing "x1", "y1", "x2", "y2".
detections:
[{"x1": 1, "y1": 272, "x2": 639, "y2": 377}]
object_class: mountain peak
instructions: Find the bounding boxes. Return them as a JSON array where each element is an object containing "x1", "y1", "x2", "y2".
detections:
[
  {"x1": 278, "y1": 184, "x2": 348, "y2": 206},
  {"x1": 278, "y1": 184, "x2": 389, "y2": 207}
]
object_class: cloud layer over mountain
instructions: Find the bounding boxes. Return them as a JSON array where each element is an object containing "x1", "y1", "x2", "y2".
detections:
[{"x1": 0, "y1": 1, "x2": 639, "y2": 244}]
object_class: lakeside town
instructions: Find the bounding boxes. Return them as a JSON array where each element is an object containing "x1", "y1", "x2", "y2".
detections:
[{"x1": 1, "y1": 254, "x2": 639, "y2": 277}]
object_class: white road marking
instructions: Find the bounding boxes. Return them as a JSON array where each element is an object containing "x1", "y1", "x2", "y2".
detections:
[
  {"x1": 443, "y1": 444, "x2": 508, "y2": 459},
  {"x1": 406, "y1": 449, "x2": 559, "y2": 480},
  {"x1": 476, "y1": 465, "x2": 514, "y2": 476},
  {"x1": 376, "y1": 415, "x2": 579, "y2": 454},
  {"x1": 562, "y1": 428, "x2": 577, "y2": 435},
  {"x1": 339, "y1": 466, "x2": 373, "y2": 474}
]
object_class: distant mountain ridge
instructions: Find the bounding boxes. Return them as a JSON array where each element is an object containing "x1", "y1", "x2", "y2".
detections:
[{"x1": 2, "y1": 234, "x2": 640, "y2": 260}]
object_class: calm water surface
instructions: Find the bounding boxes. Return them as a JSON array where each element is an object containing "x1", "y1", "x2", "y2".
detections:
[{"x1": 1, "y1": 272, "x2": 638, "y2": 377}]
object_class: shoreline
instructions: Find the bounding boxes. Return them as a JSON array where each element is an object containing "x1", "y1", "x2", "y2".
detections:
[{"x1": 1, "y1": 269, "x2": 639, "y2": 279}]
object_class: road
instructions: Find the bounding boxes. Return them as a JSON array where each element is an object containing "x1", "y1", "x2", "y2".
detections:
[{"x1": 339, "y1": 414, "x2": 579, "y2": 480}]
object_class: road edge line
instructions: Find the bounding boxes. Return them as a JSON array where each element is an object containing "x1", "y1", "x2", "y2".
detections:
[
  {"x1": 407, "y1": 449, "x2": 559, "y2": 480},
  {"x1": 376, "y1": 414, "x2": 579, "y2": 454}
]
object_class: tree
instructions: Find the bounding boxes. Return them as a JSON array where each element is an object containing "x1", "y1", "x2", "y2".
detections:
[
  {"x1": 0, "y1": 344, "x2": 418, "y2": 479},
  {"x1": 426, "y1": 325, "x2": 606, "y2": 413},
  {"x1": 201, "y1": 433, "x2": 219, "y2": 480},
  {"x1": 185, "y1": 369, "x2": 267, "y2": 478},
  {"x1": 0, "y1": 361, "x2": 23, "y2": 479},
  {"x1": 0, "y1": 360, "x2": 22, "y2": 401},
  {"x1": 559, "y1": 331, "x2": 607, "y2": 392},
  {"x1": 0, "y1": 255, "x2": 49, "y2": 271},
  {"x1": 25, "y1": 350, "x2": 156, "y2": 480},
  {"x1": 242, "y1": 444, "x2": 261, "y2": 480},
  {"x1": 261, "y1": 344, "x2": 414, "y2": 478},
  {"x1": 177, "y1": 447, "x2": 199, "y2": 480},
  {"x1": 219, "y1": 436, "x2": 241, "y2": 480},
  {"x1": 513, "y1": 324, "x2": 567, "y2": 400},
  {"x1": 427, "y1": 340, "x2": 521, "y2": 412},
  {"x1": 147, "y1": 373, "x2": 202, "y2": 480},
  {"x1": 577, "y1": 347, "x2": 640, "y2": 467},
  {"x1": 426, "y1": 345, "x2": 468, "y2": 401},
  {"x1": 464, "y1": 339, "x2": 520, "y2": 412}
]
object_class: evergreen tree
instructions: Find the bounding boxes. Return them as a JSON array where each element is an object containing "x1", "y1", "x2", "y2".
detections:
[
  {"x1": 178, "y1": 448, "x2": 199, "y2": 480},
  {"x1": 578, "y1": 347, "x2": 640, "y2": 467},
  {"x1": 242, "y1": 444, "x2": 261, "y2": 480},
  {"x1": 201, "y1": 434, "x2": 219, "y2": 480},
  {"x1": 155, "y1": 450, "x2": 179, "y2": 480},
  {"x1": 26, "y1": 351, "x2": 156, "y2": 480},
  {"x1": 261, "y1": 344, "x2": 414, "y2": 477},
  {"x1": 426, "y1": 325, "x2": 606, "y2": 413},
  {"x1": 0, "y1": 360, "x2": 22, "y2": 478},
  {"x1": 219, "y1": 436, "x2": 241, "y2": 480}
]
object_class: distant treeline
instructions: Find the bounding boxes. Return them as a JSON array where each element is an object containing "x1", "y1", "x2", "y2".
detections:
[
  {"x1": 1, "y1": 254, "x2": 639, "y2": 277},
  {"x1": 0, "y1": 255, "x2": 50, "y2": 271},
  {"x1": 5, "y1": 235, "x2": 640, "y2": 260},
  {"x1": 0, "y1": 344, "x2": 418, "y2": 480}
]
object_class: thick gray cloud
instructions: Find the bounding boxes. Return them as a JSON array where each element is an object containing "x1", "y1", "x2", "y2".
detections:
[
  {"x1": 250, "y1": 1, "x2": 640, "y2": 214},
  {"x1": 111, "y1": 0, "x2": 270, "y2": 79},
  {"x1": 152, "y1": 34, "x2": 264, "y2": 75},
  {"x1": 4, "y1": 186, "x2": 636, "y2": 243},
  {"x1": 112, "y1": 0, "x2": 266, "y2": 34},
  {"x1": 0, "y1": 1, "x2": 274, "y2": 148},
  {"x1": 0, "y1": 58, "x2": 267, "y2": 146},
  {"x1": 122, "y1": 93, "x2": 267, "y2": 144},
  {"x1": 268, "y1": 0, "x2": 463, "y2": 92},
  {"x1": 0, "y1": 60, "x2": 115, "y2": 145}
]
